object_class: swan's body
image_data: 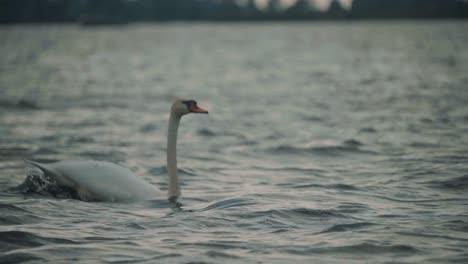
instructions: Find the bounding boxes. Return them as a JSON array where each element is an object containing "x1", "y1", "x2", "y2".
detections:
[
  {"x1": 26, "y1": 99, "x2": 208, "y2": 202},
  {"x1": 25, "y1": 160, "x2": 161, "y2": 202}
]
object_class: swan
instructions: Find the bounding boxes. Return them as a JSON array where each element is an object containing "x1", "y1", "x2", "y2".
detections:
[{"x1": 25, "y1": 98, "x2": 208, "y2": 202}]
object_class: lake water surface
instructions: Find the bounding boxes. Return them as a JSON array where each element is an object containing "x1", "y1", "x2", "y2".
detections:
[{"x1": 1, "y1": 21, "x2": 468, "y2": 263}]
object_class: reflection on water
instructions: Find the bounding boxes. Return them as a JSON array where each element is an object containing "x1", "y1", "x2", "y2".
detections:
[{"x1": 1, "y1": 21, "x2": 468, "y2": 263}]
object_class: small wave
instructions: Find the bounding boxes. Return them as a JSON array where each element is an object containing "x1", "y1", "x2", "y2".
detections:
[
  {"x1": 441, "y1": 220, "x2": 468, "y2": 233},
  {"x1": 396, "y1": 231, "x2": 468, "y2": 242},
  {"x1": 244, "y1": 208, "x2": 348, "y2": 220},
  {"x1": 316, "y1": 222, "x2": 376, "y2": 234},
  {"x1": 335, "y1": 203, "x2": 370, "y2": 214},
  {"x1": 359, "y1": 127, "x2": 377, "y2": 133},
  {"x1": 254, "y1": 166, "x2": 325, "y2": 175},
  {"x1": 301, "y1": 115, "x2": 323, "y2": 122},
  {"x1": 267, "y1": 139, "x2": 375, "y2": 156},
  {"x1": 0, "y1": 203, "x2": 42, "y2": 225},
  {"x1": 178, "y1": 168, "x2": 198, "y2": 176},
  {"x1": 148, "y1": 166, "x2": 167, "y2": 175},
  {"x1": 0, "y1": 231, "x2": 79, "y2": 252},
  {"x1": 124, "y1": 222, "x2": 147, "y2": 230},
  {"x1": 149, "y1": 166, "x2": 197, "y2": 177},
  {"x1": 198, "y1": 128, "x2": 217, "y2": 137},
  {"x1": 178, "y1": 241, "x2": 248, "y2": 250},
  {"x1": 205, "y1": 250, "x2": 241, "y2": 259},
  {"x1": 409, "y1": 141, "x2": 441, "y2": 148},
  {"x1": 0, "y1": 145, "x2": 36, "y2": 158},
  {"x1": 197, "y1": 128, "x2": 246, "y2": 140},
  {"x1": 198, "y1": 198, "x2": 256, "y2": 212},
  {"x1": 284, "y1": 243, "x2": 419, "y2": 255},
  {"x1": 360, "y1": 78, "x2": 378, "y2": 85},
  {"x1": 292, "y1": 183, "x2": 358, "y2": 191},
  {"x1": 0, "y1": 203, "x2": 29, "y2": 213},
  {"x1": 66, "y1": 136, "x2": 95, "y2": 144},
  {"x1": 140, "y1": 123, "x2": 159, "y2": 133},
  {"x1": 0, "y1": 99, "x2": 40, "y2": 110},
  {"x1": 427, "y1": 175, "x2": 468, "y2": 190},
  {"x1": 287, "y1": 208, "x2": 348, "y2": 218},
  {"x1": 0, "y1": 253, "x2": 44, "y2": 264}
]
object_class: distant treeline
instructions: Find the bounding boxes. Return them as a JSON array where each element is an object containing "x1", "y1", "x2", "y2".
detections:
[{"x1": 0, "y1": 0, "x2": 467, "y2": 24}]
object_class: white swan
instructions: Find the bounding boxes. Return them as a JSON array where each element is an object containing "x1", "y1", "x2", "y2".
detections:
[{"x1": 25, "y1": 98, "x2": 208, "y2": 202}]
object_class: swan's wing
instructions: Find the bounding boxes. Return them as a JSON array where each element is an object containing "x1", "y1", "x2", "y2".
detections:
[{"x1": 25, "y1": 160, "x2": 77, "y2": 188}]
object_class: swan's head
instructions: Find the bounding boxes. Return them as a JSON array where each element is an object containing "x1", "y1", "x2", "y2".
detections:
[{"x1": 172, "y1": 98, "x2": 208, "y2": 117}]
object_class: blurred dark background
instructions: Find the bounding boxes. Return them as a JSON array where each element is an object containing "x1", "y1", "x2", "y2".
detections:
[{"x1": 0, "y1": 0, "x2": 467, "y2": 24}]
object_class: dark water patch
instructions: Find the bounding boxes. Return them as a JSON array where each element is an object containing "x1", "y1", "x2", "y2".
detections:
[
  {"x1": 359, "y1": 127, "x2": 377, "y2": 133},
  {"x1": 335, "y1": 203, "x2": 371, "y2": 214},
  {"x1": 289, "y1": 208, "x2": 350, "y2": 219},
  {"x1": 79, "y1": 100, "x2": 130, "y2": 110},
  {"x1": 0, "y1": 231, "x2": 79, "y2": 252},
  {"x1": 149, "y1": 253, "x2": 184, "y2": 260},
  {"x1": 432, "y1": 155, "x2": 468, "y2": 164},
  {"x1": 409, "y1": 141, "x2": 441, "y2": 148},
  {"x1": 440, "y1": 220, "x2": 468, "y2": 233},
  {"x1": 420, "y1": 117, "x2": 433, "y2": 124},
  {"x1": 67, "y1": 119, "x2": 105, "y2": 128},
  {"x1": 178, "y1": 168, "x2": 198, "y2": 176},
  {"x1": 0, "y1": 252, "x2": 44, "y2": 264},
  {"x1": 140, "y1": 123, "x2": 159, "y2": 133},
  {"x1": 0, "y1": 99, "x2": 40, "y2": 110},
  {"x1": 0, "y1": 145, "x2": 36, "y2": 159},
  {"x1": 292, "y1": 183, "x2": 358, "y2": 191},
  {"x1": 198, "y1": 198, "x2": 256, "y2": 212},
  {"x1": 360, "y1": 78, "x2": 378, "y2": 85},
  {"x1": 124, "y1": 222, "x2": 146, "y2": 230},
  {"x1": 316, "y1": 222, "x2": 376, "y2": 234},
  {"x1": 397, "y1": 231, "x2": 468, "y2": 242},
  {"x1": 301, "y1": 115, "x2": 323, "y2": 122},
  {"x1": 244, "y1": 208, "x2": 349, "y2": 220},
  {"x1": 0, "y1": 203, "x2": 28, "y2": 213},
  {"x1": 34, "y1": 147, "x2": 61, "y2": 155},
  {"x1": 267, "y1": 141, "x2": 375, "y2": 156},
  {"x1": 429, "y1": 255, "x2": 468, "y2": 264},
  {"x1": 198, "y1": 128, "x2": 247, "y2": 140},
  {"x1": 0, "y1": 203, "x2": 42, "y2": 225},
  {"x1": 66, "y1": 136, "x2": 95, "y2": 144},
  {"x1": 178, "y1": 241, "x2": 249, "y2": 250},
  {"x1": 270, "y1": 145, "x2": 376, "y2": 156},
  {"x1": 198, "y1": 128, "x2": 217, "y2": 137},
  {"x1": 148, "y1": 165, "x2": 167, "y2": 175},
  {"x1": 84, "y1": 236, "x2": 120, "y2": 242},
  {"x1": 283, "y1": 243, "x2": 420, "y2": 256},
  {"x1": 427, "y1": 175, "x2": 468, "y2": 190},
  {"x1": 371, "y1": 194, "x2": 465, "y2": 204},
  {"x1": 205, "y1": 250, "x2": 241, "y2": 259},
  {"x1": 343, "y1": 139, "x2": 364, "y2": 147},
  {"x1": 377, "y1": 214, "x2": 407, "y2": 219},
  {"x1": 435, "y1": 56, "x2": 457, "y2": 67},
  {"x1": 254, "y1": 166, "x2": 325, "y2": 176},
  {"x1": 80, "y1": 150, "x2": 126, "y2": 161}
]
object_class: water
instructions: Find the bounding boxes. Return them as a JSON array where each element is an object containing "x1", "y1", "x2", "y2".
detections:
[{"x1": 1, "y1": 21, "x2": 468, "y2": 263}]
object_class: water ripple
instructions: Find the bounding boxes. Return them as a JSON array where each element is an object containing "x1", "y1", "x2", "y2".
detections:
[
  {"x1": 316, "y1": 222, "x2": 377, "y2": 234},
  {"x1": 266, "y1": 140, "x2": 377, "y2": 156},
  {"x1": 0, "y1": 231, "x2": 80, "y2": 252}
]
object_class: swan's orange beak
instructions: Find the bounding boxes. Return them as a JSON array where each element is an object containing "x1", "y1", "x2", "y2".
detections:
[{"x1": 189, "y1": 104, "x2": 208, "y2": 114}]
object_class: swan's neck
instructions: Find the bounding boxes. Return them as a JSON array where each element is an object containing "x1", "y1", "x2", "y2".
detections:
[{"x1": 167, "y1": 112, "x2": 181, "y2": 201}]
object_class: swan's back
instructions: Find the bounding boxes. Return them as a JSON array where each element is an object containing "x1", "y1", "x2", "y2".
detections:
[{"x1": 27, "y1": 160, "x2": 161, "y2": 202}]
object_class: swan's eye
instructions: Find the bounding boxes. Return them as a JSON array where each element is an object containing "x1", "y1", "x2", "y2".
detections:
[{"x1": 182, "y1": 100, "x2": 196, "y2": 108}]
